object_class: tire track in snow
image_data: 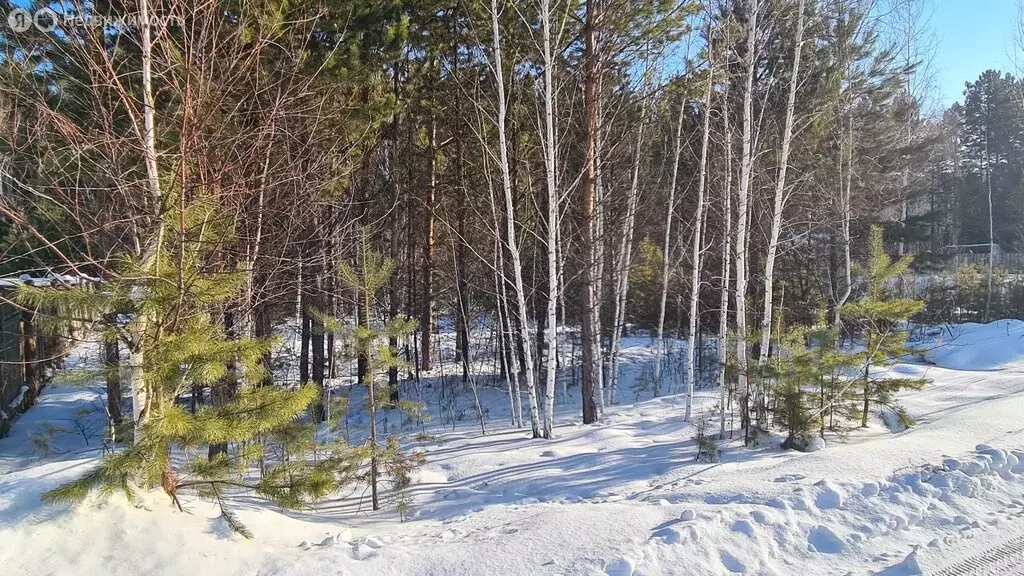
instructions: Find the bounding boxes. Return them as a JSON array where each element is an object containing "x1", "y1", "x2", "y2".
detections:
[{"x1": 930, "y1": 534, "x2": 1024, "y2": 575}]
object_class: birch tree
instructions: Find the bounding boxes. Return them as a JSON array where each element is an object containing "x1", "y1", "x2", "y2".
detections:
[
  {"x1": 684, "y1": 27, "x2": 715, "y2": 421},
  {"x1": 653, "y1": 87, "x2": 686, "y2": 398},
  {"x1": 491, "y1": 0, "x2": 542, "y2": 437},
  {"x1": 756, "y1": 0, "x2": 806, "y2": 425},
  {"x1": 735, "y1": 0, "x2": 758, "y2": 444},
  {"x1": 540, "y1": 0, "x2": 560, "y2": 438},
  {"x1": 129, "y1": 0, "x2": 165, "y2": 440}
]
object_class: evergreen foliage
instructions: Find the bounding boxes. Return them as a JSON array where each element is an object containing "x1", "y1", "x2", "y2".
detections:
[
  {"x1": 770, "y1": 223, "x2": 930, "y2": 450},
  {"x1": 843, "y1": 226, "x2": 928, "y2": 428},
  {"x1": 772, "y1": 316, "x2": 858, "y2": 450},
  {"x1": 693, "y1": 413, "x2": 719, "y2": 462},
  {"x1": 627, "y1": 237, "x2": 666, "y2": 330},
  {"x1": 323, "y1": 231, "x2": 424, "y2": 512},
  {"x1": 29, "y1": 201, "x2": 363, "y2": 535}
]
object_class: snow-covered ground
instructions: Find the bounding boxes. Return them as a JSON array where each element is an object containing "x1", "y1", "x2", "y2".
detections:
[{"x1": 2, "y1": 320, "x2": 1024, "y2": 575}]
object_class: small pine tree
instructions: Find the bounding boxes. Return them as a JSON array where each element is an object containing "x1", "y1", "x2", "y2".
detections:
[
  {"x1": 843, "y1": 226, "x2": 928, "y2": 428},
  {"x1": 693, "y1": 413, "x2": 719, "y2": 462},
  {"x1": 324, "y1": 231, "x2": 423, "y2": 512},
  {"x1": 770, "y1": 311, "x2": 861, "y2": 449},
  {"x1": 773, "y1": 327, "x2": 819, "y2": 451},
  {"x1": 23, "y1": 198, "x2": 360, "y2": 535}
]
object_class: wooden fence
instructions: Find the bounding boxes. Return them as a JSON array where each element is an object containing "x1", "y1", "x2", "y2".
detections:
[
  {"x1": 950, "y1": 252, "x2": 1024, "y2": 272},
  {"x1": 0, "y1": 298, "x2": 51, "y2": 435}
]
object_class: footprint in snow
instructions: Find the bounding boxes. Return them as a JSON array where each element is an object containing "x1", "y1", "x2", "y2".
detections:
[
  {"x1": 807, "y1": 525, "x2": 845, "y2": 554},
  {"x1": 350, "y1": 543, "x2": 378, "y2": 561},
  {"x1": 604, "y1": 557, "x2": 637, "y2": 576},
  {"x1": 719, "y1": 551, "x2": 746, "y2": 574},
  {"x1": 652, "y1": 527, "x2": 683, "y2": 545},
  {"x1": 774, "y1": 473, "x2": 806, "y2": 483},
  {"x1": 731, "y1": 519, "x2": 756, "y2": 537},
  {"x1": 345, "y1": 536, "x2": 386, "y2": 561},
  {"x1": 814, "y1": 480, "x2": 845, "y2": 510}
]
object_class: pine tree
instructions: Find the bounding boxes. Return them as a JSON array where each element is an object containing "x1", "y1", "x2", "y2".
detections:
[
  {"x1": 843, "y1": 226, "x2": 927, "y2": 428},
  {"x1": 329, "y1": 231, "x2": 423, "y2": 512},
  {"x1": 25, "y1": 199, "x2": 359, "y2": 536},
  {"x1": 773, "y1": 315, "x2": 858, "y2": 450}
]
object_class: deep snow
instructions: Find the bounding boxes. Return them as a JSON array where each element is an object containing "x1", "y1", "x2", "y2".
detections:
[{"x1": 2, "y1": 320, "x2": 1024, "y2": 575}]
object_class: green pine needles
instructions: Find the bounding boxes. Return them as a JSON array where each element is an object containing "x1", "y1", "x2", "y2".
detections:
[
  {"x1": 843, "y1": 226, "x2": 928, "y2": 428},
  {"x1": 769, "y1": 226, "x2": 929, "y2": 450},
  {"x1": 322, "y1": 230, "x2": 424, "y2": 512},
  {"x1": 28, "y1": 199, "x2": 363, "y2": 536}
]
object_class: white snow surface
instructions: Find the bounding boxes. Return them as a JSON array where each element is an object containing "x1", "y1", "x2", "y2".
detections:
[{"x1": 2, "y1": 321, "x2": 1024, "y2": 575}]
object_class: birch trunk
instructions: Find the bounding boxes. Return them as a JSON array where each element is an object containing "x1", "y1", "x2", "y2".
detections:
[
  {"x1": 718, "y1": 118, "x2": 734, "y2": 437},
  {"x1": 129, "y1": 345, "x2": 146, "y2": 439},
  {"x1": 593, "y1": 107, "x2": 606, "y2": 413},
  {"x1": 421, "y1": 111, "x2": 438, "y2": 371},
  {"x1": 580, "y1": 0, "x2": 602, "y2": 424},
  {"x1": 833, "y1": 114, "x2": 854, "y2": 327},
  {"x1": 654, "y1": 92, "x2": 686, "y2": 398},
  {"x1": 491, "y1": 189, "x2": 522, "y2": 427},
  {"x1": 132, "y1": 0, "x2": 164, "y2": 441},
  {"x1": 491, "y1": 0, "x2": 542, "y2": 437},
  {"x1": 685, "y1": 46, "x2": 715, "y2": 421},
  {"x1": 609, "y1": 81, "x2": 649, "y2": 407},
  {"x1": 735, "y1": 0, "x2": 758, "y2": 444},
  {"x1": 541, "y1": 0, "x2": 558, "y2": 438},
  {"x1": 832, "y1": 10, "x2": 854, "y2": 329},
  {"x1": 756, "y1": 0, "x2": 805, "y2": 425}
]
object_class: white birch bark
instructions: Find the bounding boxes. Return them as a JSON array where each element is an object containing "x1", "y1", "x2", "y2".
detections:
[
  {"x1": 653, "y1": 92, "x2": 686, "y2": 397},
  {"x1": 541, "y1": 0, "x2": 558, "y2": 438},
  {"x1": 718, "y1": 117, "x2": 734, "y2": 437},
  {"x1": 593, "y1": 110, "x2": 606, "y2": 413},
  {"x1": 684, "y1": 45, "x2": 715, "y2": 422},
  {"x1": 494, "y1": 230, "x2": 523, "y2": 428},
  {"x1": 735, "y1": 0, "x2": 758, "y2": 442},
  {"x1": 491, "y1": 0, "x2": 542, "y2": 437},
  {"x1": 756, "y1": 0, "x2": 805, "y2": 424},
  {"x1": 132, "y1": 0, "x2": 163, "y2": 441},
  {"x1": 833, "y1": 113, "x2": 854, "y2": 326},
  {"x1": 832, "y1": 7, "x2": 854, "y2": 329}
]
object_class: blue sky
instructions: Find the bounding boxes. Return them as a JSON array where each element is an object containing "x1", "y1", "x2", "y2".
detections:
[{"x1": 932, "y1": 0, "x2": 1018, "y2": 108}]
